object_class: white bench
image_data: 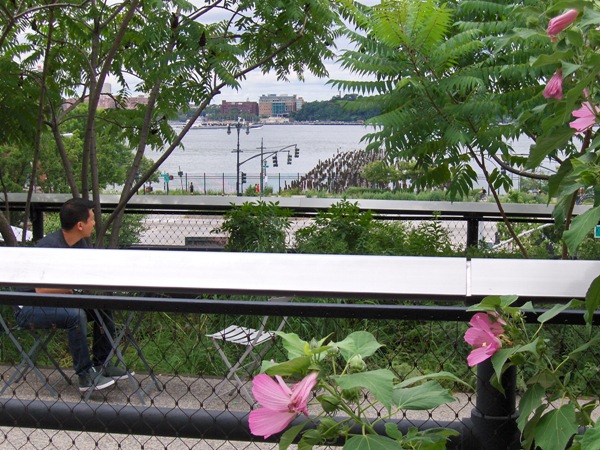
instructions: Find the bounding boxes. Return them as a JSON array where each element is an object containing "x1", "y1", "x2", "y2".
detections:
[{"x1": 0, "y1": 247, "x2": 598, "y2": 301}]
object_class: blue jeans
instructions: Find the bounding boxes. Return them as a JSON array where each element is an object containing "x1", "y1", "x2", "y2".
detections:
[{"x1": 15, "y1": 307, "x2": 116, "y2": 376}]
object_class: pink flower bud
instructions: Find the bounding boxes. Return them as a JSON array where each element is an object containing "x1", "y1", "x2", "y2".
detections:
[
  {"x1": 543, "y1": 70, "x2": 563, "y2": 99},
  {"x1": 547, "y1": 9, "x2": 579, "y2": 37}
]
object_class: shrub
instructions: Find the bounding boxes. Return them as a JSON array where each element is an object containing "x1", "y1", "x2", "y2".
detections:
[
  {"x1": 295, "y1": 199, "x2": 375, "y2": 254},
  {"x1": 214, "y1": 201, "x2": 291, "y2": 252},
  {"x1": 295, "y1": 199, "x2": 458, "y2": 256}
]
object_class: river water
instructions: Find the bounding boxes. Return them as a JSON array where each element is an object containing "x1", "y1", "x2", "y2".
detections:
[
  {"x1": 155, "y1": 124, "x2": 372, "y2": 177},
  {"x1": 149, "y1": 124, "x2": 535, "y2": 193}
]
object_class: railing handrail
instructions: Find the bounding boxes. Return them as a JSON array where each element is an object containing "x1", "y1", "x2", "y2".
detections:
[{"x1": 1, "y1": 192, "x2": 590, "y2": 219}]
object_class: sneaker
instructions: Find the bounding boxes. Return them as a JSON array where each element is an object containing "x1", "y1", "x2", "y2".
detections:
[
  {"x1": 79, "y1": 367, "x2": 115, "y2": 392},
  {"x1": 97, "y1": 363, "x2": 134, "y2": 381}
]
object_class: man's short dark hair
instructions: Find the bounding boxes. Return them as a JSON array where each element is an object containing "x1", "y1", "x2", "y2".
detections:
[{"x1": 60, "y1": 198, "x2": 95, "y2": 230}]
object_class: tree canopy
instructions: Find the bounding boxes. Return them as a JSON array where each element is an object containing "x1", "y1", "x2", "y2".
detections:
[
  {"x1": 0, "y1": 0, "x2": 349, "y2": 246},
  {"x1": 332, "y1": 0, "x2": 600, "y2": 257},
  {"x1": 292, "y1": 94, "x2": 379, "y2": 122}
]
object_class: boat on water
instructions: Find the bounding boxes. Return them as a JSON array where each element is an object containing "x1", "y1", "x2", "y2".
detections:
[{"x1": 174, "y1": 120, "x2": 263, "y2": 130}]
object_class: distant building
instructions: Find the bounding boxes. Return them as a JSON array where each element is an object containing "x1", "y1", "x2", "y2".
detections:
[
  {"x1": 220, "y1": 100, "x2": 259, "y2": 116},
  {"x1": 66, "y1": 88, "x2": 149, "y2": 110},
  {"x1": 97, "y1": 83, "x2": 116, "y2": 109},
  {"x1": 127, "y1": 94, "x2": 149, "y2": 109},
  {"x1": 258, "y1": 94, "x2": 303, "y2": 118}
]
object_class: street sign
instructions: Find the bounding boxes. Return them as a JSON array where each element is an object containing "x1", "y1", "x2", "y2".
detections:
[
  {"x1": 595, "y1": 225, "x2": 600, "y2": 239},
  {"x1": 263, "y1": 165, "x2": 269, "y2": 168}
]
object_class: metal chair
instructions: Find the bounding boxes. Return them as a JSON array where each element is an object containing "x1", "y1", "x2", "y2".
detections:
[
  {"x1": 206, "y1": 296, "x2": 290, "y2": 402},
  {"x1": 0, "y1": 308, "x2": 71, "y2": 398}
]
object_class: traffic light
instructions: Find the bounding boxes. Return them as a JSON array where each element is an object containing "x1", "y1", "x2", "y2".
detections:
[
  {"x1": 241, "y1": 172, "x2": 247, "y2": 184},
  {"x1": 272, "y1": 154, "x2": 278, "y2": 167},
  {"x1": 287, "y1": 153, "x2": 292, "y2": 165},
  {"x1": 294, "y1": 147, "x2": 300, "y2": 158}
]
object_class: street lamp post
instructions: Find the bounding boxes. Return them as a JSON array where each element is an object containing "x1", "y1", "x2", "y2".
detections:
[{"x1": 227, "y1": 120, "x2": 250, "y2": 196}]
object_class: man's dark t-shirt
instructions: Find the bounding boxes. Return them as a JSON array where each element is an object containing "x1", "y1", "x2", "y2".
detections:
[
  {"x1": 15, "y1": 230, "x2": 87, "y2": 306},
  {"x1": 36, "y1": 230, "x2": 88, "y2": 249}
]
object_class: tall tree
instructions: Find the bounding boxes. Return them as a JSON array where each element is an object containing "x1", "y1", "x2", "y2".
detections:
[
  {"x1": 0, "y1": 0, "x2": 347, "y2": 247},
  {"x1": 332, "y1": 0, "x2": 599, "y2": 257}
]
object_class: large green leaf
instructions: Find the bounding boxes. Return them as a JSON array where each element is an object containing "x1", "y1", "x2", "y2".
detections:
[
  {"x1": 264, "y1": 356, "x2": 312, "y2": 377},
  {"x1": 585, "y1": 275, "x2": 600, "y2": 332},
  {"x1": 392, "y1": 381, "x2": 455, "y2": 410},
  {"x1": 567, "y1": 337, "x2": 600, "y2": 362},
  {"x1": 563, "y1": 206, "x2": 600, "y2": 253},
  {"x1": 581, "y1": 421, "x2": 600, "y2": 450},
  {"x1": 466, "y1": 295, "x2": 519, "y2": 313},
  {"x1": 336, "y1": 369, "x2": 395, "y2": 411},
  {"x1": 534, "y1": 404, "x2": 578, "y2": 450},
  {"x1": 279, "y1": 423, "x2": 306, "y2": 450},
  {"x1": 527, "y1": 127, "x2": 574, "y2": 169},
  {"x1": 537, "y1": 300, "x2": 580, "y2": 324},
  {"x1": 335, "y1": 331, "x2": 383, "y2": 360},
  {"x1": 397, "y1": 371, "x2": 472, "y2": 390},
  {"x1": 517, "y1": 384, "x2": 544, "y2": 432},
  {"x1": 275, "y1": 332, "x2": 309, "y2": 359},
  {"x1": 344, "y1": 435, "x2": 401, "y2": 450},
  {"x1": 522, "y1": 406, "x2": 547, "y2": 450},
  {"x1": 491, "y1": 339, "x2": 540, "y2": 394}
]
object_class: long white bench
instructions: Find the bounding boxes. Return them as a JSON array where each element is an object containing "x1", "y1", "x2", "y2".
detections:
[{"x1": 0, "y1": 247, "x2": 598, "y2": 301}]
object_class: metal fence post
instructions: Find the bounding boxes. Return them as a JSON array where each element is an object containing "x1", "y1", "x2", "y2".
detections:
[
  {"x1": 31, "y1": 203, "x2": 44, "y2": 241},
  {"x1": 466, "y1": 216, "x2": 479, "y2": 248},
  {"x1": 463, "y1": 359, "x2": 520, "y2": 449}
]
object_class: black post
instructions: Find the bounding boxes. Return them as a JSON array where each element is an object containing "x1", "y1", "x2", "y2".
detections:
[
  {"x1": 260, "y1": 139, "x2": 264, "y2": 195},
  {"x1": 463, "y1": 359, "x2": 520, "y2": 449},
  {"x1": 236, "y1": 131, "x2": 241, "y2": 196},
  {"x1": 466, "y1": 216, "x2": 479, "y2": 248},
  {"x1": 31, "y1": 204, "x2": 44, "y2": 241}
]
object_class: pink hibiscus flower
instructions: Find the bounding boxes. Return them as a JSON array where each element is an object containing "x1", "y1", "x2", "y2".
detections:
[
  {"x1": 570, "y1": 102, "x2": 598, "y2": 134},
  {"x1": 249, "y1": 372, "x2": 318, "y2": 438},
  {"x1": 464, "y1": 313, "x2": 505, "y2": 367},
  {"x1": 543, "y1": 70, "x2": 563, "y2": 100},
  {"x1": 547, "y1": 9, "x2": 579, "y2": 38}
]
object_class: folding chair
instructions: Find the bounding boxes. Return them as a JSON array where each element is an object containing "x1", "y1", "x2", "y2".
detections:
[
  {"x1": 206, "y1": 296, "x2": 291, "y2": 403},
  {"x1": 0, "y1": 308, "x2": 71, "y2": 398}
]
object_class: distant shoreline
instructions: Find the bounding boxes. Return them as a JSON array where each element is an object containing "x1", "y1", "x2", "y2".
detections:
[
  {"x1": 171, "y1": 121, "x2": 369, "y2": 127},
  {"x1": 266, "y1": 122, "x2": 368, "y2": 126}
]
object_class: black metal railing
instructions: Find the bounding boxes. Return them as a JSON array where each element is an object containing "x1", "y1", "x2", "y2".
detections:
[
  {"x1": 0, "y1": 290, "x2": 598, "y2": 449},
  {"x1": 2, "y1": 193, "x2": 588, "y2": 249}
]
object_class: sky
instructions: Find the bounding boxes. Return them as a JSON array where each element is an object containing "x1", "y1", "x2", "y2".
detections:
[
  {"x1": 215, "y1": 1, "x2": 379, "y2": 103},
  {"x1": 215, "y1": 62, "x2": 356, "y2": 103},
  {"x1": 108, "y1": 1, "x2": 378, "y2": 104}
]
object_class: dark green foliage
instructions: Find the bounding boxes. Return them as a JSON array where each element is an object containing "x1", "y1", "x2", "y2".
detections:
[
  {"x1": 295, "y1": 199, "x2": 376, "y2": 254},
  {"x1": 331, "y1": 0, "x2": 553, "y2": 201},
  {"x1": 292, "y1": 94, "x2": 379, "y2": 122},
  {"x1": 214, "y1": 201, "x2": 291, "y2": 252},
  {"x1": 295, "y1": 199, "x2": 458, "y2": 256}
]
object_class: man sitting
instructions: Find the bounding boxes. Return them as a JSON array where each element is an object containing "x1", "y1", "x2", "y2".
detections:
[{"x1": 15, "y1": 198, "x2": 133, "y2": 392}]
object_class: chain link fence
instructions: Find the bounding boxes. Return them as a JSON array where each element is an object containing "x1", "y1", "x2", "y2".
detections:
[
  {"x1": 149, "y1": 173, "x2": 304, "y2": 196},
  {"x1": 0, "y1": 294, "x2": 597, "y2": 449},
  {"x1": 1, "y1": 195, "x2": 597, "y2": 448}
]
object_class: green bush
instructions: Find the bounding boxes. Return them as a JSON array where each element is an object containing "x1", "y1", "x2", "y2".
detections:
[
  {"x1": 295, "y1": 199, "x2": 376, "y2": 254},
  {"x1": 213, "y1": 201, "x2": 291, "y2": 252},
  {"x1": 295, "y1": 199, "x2": 458, "y2": 256}
]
